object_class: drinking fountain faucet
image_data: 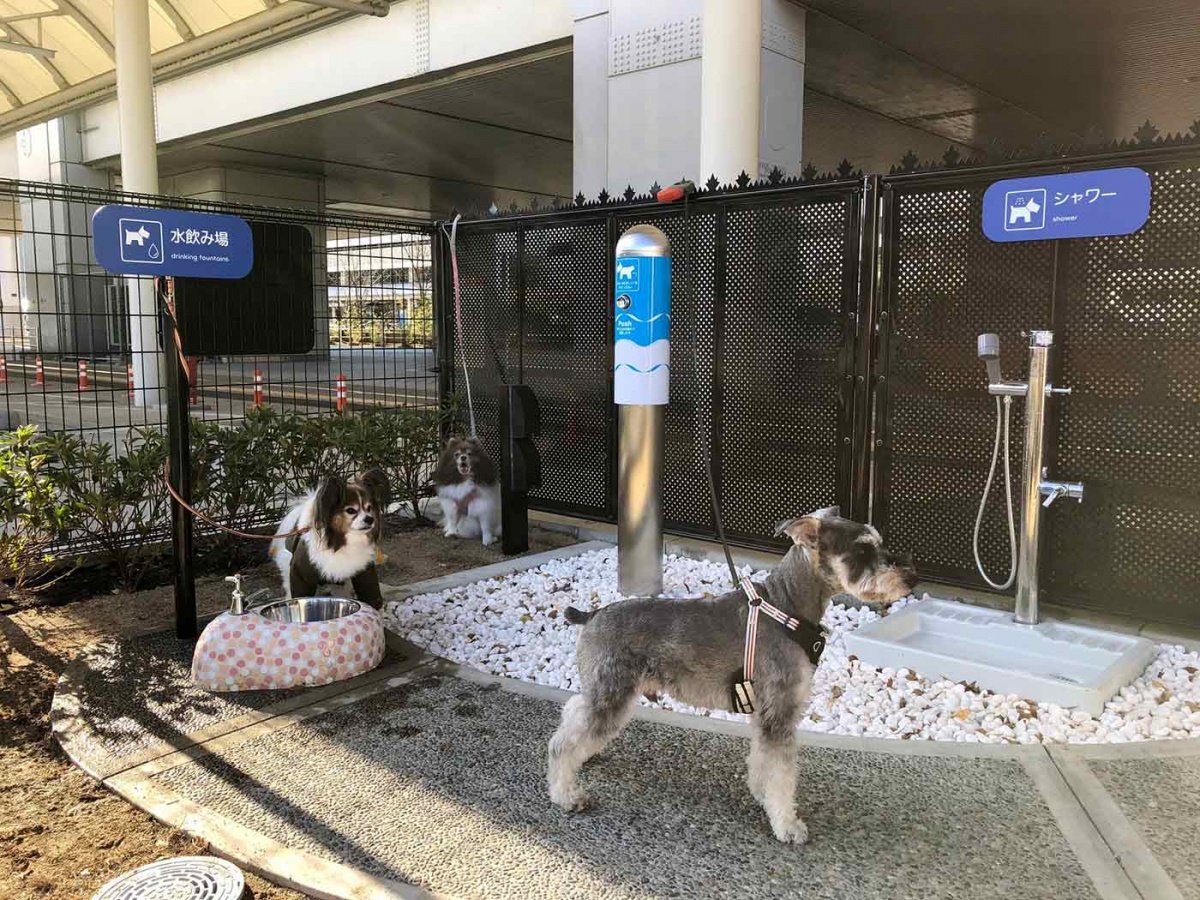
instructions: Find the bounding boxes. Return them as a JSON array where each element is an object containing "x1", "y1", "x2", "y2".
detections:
[
  {"x1": 224, "y1": 574, "x2": 272, "y2": 616},
  {"x1": 974, "y1": 331, "x2": 1083, "y2": 625},
  {"x1": 225, "y1": 575, "x2": 245, "y2": 614}
]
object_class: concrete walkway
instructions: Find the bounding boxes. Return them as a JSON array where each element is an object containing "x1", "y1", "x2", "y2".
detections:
[
  {"x1": 52, "y1": 630, "x2": 1200, "y2": 900},
  {"x1": 49, "y1": 544, "x2": 1199, "y2": 900}
]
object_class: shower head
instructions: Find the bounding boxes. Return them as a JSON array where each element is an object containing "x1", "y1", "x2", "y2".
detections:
[{"x1": 977, "y1": 333, "x2": 1003, "y2": 385}]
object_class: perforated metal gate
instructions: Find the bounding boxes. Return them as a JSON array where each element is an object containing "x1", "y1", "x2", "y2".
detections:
[
  {"x1": 444, "y1": 181, "x2": 863, "y2": 545},
  {"x1": 447, "y1": 217, "x2": 613, "y2": 520},
  {"x1": 872, "y1": 149, "x2": 1200, "y2": 624},
  {"x1": 442, "y1": 148, "x2": 1200, "y2": 625}
]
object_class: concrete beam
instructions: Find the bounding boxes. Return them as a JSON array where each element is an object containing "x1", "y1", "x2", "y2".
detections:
[{"x1": 78, "y1": 0, "x2": 570, "y2": 163}]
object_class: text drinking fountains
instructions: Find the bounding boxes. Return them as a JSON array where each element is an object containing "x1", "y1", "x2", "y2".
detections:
[{"x1": 974, "y1": 331, "x2": 1083, "y2": 625}]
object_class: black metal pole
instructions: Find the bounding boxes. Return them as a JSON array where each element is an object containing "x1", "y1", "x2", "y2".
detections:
[
  {"x1": 499, "y1": 386, "x2": 529, "y2": 555},
  {"x1": 159, "y1": 278, "x2": 196, "y2": 639}
]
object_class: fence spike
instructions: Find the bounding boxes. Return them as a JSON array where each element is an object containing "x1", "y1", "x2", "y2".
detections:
[{"x1": 1134, "y1": 120, "x2": 1160, "y2": 145}]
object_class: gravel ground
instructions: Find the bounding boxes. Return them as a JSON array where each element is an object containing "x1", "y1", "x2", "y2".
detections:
[
  {"x1": 384, "y1": 547, "x2": 1200, "y2": 745},
  {"x1": 157, "y1": 672, "x2": 1101, "y2": 900}
]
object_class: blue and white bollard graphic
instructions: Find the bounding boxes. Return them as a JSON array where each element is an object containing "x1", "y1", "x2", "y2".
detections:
[
  {"x1": 614, "y1": 224, "x2": 670, "y2": 597},
  {"x1": 614, "y1": 226, "x2": 671, "y2": 405}
]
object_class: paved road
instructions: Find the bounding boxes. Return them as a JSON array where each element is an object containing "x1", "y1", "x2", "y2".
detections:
[{"x1": 1, "y1": 348, "x2": 440, "y2": 442}]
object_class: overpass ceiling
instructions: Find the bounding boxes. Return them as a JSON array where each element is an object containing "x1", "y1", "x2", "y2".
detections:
[
  {"x1": 0, "y1": 0, "x2": 345, "y2": 120},
  {"x1": 149, "y1": 0, "x2": 1200, "y2": 216},
  {"x1": 802, "y1": 0, "x2": 1200, "y2": 150},
  {"x1": 209, "y1": 53, "x2": 571, "y2": 194},
  {"x1": 156, "y1": 54, "x2": 574, "y2": 214},
  {"x1": 5, "y1": 0, "x2": 1197, "y2": 153}
]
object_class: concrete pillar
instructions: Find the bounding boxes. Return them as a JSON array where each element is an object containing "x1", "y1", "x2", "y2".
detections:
[
  {"x1": 699, "y1": 0, "x2": 761, "y2": 185},
  {"x1": 571, "y1": 0, "x2": 805, "y2": 197},
  {"x1": 115, "y1": 0, "x2": 164, "y2": 406}
]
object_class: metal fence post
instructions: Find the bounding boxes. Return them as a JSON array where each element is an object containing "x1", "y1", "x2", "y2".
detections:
[
  {"x1": 159, "y1": 278, "x2": 196, "y2": 639},
  {"x1": 849, "y1": 174, "x2": 882, "y2": 523}
]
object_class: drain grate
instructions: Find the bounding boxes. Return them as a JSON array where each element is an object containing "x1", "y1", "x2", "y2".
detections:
[{"x1": 91, "y1": 856, "x2": 244, "y2": 900}]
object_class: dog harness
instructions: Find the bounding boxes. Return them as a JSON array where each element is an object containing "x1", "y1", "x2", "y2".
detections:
[
  {"x1": 455, "y1": 487, "x2": 479, "y2": 517},
  {"x1": 732, "y1": 576, "x2": 828, "y2": 715}
]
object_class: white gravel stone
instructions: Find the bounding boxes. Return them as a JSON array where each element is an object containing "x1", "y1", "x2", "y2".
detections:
[{"x1": 383, "y1": 548, "x2": 1200, "y2": 744}]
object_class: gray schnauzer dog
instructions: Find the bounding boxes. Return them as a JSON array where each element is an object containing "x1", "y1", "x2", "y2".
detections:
[{"x1": 547, "y1": 507, "x2": 917, "y2": 844}]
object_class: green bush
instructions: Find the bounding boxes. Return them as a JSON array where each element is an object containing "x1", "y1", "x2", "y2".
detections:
[
  {"x1": 275, "y1": 409, "x2": 355, "y2": 499},
  {"x1": 0, "y1": 426, "x2": 83, "y2": 596},
  {"x1": 274, "y1": 404, "x2": 454, "y2": 519},
  {"x1": 190, "y1": 406, "x2": 289, "y2": 546},
  {"x1": 335, "y1": 407, "x2": 446, "y2": 520},
  {"x1": 54, "y1": 426, "x2": 169, "y2": 593},
  {"x1": 2, "y1": 398, "x2": 455, "y2": 595}
]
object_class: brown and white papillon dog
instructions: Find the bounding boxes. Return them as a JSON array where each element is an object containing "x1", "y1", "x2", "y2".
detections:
[
  {"x1": 433, "y1": 436, "x2": 501, "y2": 547},
  {"x1": 271, "y1": 468, "x2": 390, "y2": 606}
]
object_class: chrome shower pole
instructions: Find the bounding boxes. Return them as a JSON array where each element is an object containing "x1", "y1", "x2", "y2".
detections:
[
  {"x1": 980, "y1": 329, "x2": 1083, "y2": 626},
  {"x1": 1014, "y1": 331, "x2": 1052, "y2": 625}
]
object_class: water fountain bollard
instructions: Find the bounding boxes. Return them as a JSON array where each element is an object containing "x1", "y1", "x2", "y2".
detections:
[{"x1": 614, "y1": 224, "x2": 671, "y2": 597}]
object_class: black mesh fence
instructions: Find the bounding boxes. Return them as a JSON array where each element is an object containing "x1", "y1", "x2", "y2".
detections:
[
  {"x1": 10, "y1": 143, "x2": 1200, "y2": 624},
  {"x1": 446, "y1": 146, "x2": 1200, "y2": 625},
  {"x1": 873, "y1": 150, "x2": 1200, "y2": 624},
  {"x1": 0, "y1": 178, "x2": 437, "y2": 558},
  {"x1": 445, "y1": 181, "x2": 863, "y2": 547}
]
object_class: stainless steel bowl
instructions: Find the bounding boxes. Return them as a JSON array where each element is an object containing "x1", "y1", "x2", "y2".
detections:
[{"x1": 255, "y1": 597, "x2": 362, "y2": 624}]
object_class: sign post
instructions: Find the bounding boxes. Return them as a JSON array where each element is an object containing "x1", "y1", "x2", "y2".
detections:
[
  {"x1": 92, "y1": 206, "x2": 253, "y2": 639},
  {"x1": 614, "y1": 224, "x2": 671, "y2": 597}
]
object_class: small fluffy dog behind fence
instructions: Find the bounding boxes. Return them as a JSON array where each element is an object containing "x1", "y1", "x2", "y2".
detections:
[
  {"x1": 547, "y1": 507, "x2": 918, "y2": 844},
  {"x1": 434, "y1": 436, "x2": 501, "y2": 547},
  {"x1": 270, "y1": 468, "x2": 390, "y2": 608}
]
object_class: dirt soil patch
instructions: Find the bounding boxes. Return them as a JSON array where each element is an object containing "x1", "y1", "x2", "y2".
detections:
[{"x1": 0, "y1": 522, "x2": 577, "y2": 899}]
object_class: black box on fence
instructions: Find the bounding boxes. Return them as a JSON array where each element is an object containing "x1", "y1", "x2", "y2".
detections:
[
  {"x1": 500, "y1": 384, "x2": 541, "y2": 554},
  {"x1": 170, "y1": 220, "x2": 315, "y2": 357}
]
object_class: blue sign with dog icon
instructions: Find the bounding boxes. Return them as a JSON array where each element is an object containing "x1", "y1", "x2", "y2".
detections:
[
  {"x1": 613, "y1": 252, "x2": 671, "y2": 405},
  {"x1": 92, "y1": 206, "x2": 253, "y2": 279},
  {"x1": 983, "y1": 167, "x2": 1151, "y2": 243}
]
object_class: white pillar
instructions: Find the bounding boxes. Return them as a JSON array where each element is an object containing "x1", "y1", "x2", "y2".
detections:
[
  {"x1": 114, "y1": 0, "x2": 163, "y2": 407},
  {"x1": 699, "y1": 0, "x2": 762, "y2": 185}
]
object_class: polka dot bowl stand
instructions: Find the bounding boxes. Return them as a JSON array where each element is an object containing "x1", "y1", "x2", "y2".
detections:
[{"x1": 191, "y1": 605, "x2": 386, "y2": 692}]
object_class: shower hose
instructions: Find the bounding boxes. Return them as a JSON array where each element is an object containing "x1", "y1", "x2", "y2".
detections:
[{"x1": 973, "y1": 394, "x2": 1018, "y2": 590}]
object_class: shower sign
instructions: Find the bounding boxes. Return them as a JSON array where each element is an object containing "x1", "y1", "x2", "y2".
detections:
[
  {"x1": 92, "y1": 206, "x2": 253, "y2": 279},
  {"x1": 982, "y1": 167, "x2": 1150, "y2": 243}
]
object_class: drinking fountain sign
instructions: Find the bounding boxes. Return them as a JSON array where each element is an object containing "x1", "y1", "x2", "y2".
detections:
[
  {"x1": 613, "y1": 227, "x2": 671, "y2": 406},
  {"x1": 92, "y1": 206, "x2": 253, "y2": 278},
  {"x1": 982, "y1": 166, "x2": 1151, "y2": 243}
]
